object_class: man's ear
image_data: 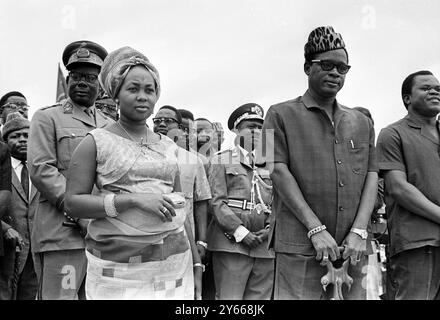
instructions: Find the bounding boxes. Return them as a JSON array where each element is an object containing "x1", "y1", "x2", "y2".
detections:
[
  {"x1": 304, "y1": 62, "x2": 311, "y2": 75},
  {"x1": 403, "y1": 94, "x2": 411, "y2": 107}
]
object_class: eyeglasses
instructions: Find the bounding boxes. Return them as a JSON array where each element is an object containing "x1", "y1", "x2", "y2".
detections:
[
  {"x1": 1, "y1": 102, "x2": 29, "y2": 112},
  {"x1": 310, "y1": 60, "x2": 351, "y2": 74},
  {"x1": 69, "y1": 71, "x2": 99, "y2": 84},
  {"x1": 152, "y1": 117, "x2": 179, "y2": 125}
]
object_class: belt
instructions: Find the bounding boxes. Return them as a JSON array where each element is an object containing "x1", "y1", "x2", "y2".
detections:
[{"x1": 227, "y1": 199, "x2": 254, "y2": 210}]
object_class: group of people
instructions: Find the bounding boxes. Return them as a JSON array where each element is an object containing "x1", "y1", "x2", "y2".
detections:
[{"x1": 0, "y1": 25, "x2": 439, "y2": 300}]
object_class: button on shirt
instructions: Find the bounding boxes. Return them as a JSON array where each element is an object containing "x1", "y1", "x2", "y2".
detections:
[
  {"x1": 258, "y1": 90, "x2": 378, "y2": 255},
  {"x1": 377, "y1": 114, "x2": 440, "y2": 257}
]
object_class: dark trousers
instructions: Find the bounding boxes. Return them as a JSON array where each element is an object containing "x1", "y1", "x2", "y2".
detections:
[
  {"x1": 387, "y1": 246, "x2": 440, "y2": 300},
  {"x1": 212, "y1": 251, "x2": 274, "y2": 300},
  {"x1": 273, "y1": 252, "x2": 367, "y2": 300},
  {"x1": 202, "y1": 250, "x2": 216, "y2": 300},
  {"x1": 0, "y1": 249, "x2": 38, "y2": 300},
  {"x1": 33, "y1": 249, "x2": 87, "y2": 300},
  {"x1": 16, "y1": 251, "x2": 38, "y2": 300}
]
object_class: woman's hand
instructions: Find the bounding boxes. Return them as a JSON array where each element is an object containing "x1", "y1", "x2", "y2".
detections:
[
  {"x1": 132, "y1": 193, "x2": 176, "y2": 222},
  {"x1": 193, "y1": 265, "x2": 203, "y2": 300}
]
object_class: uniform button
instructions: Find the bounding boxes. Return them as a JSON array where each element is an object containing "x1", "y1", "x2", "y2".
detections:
[
  {"x1": 337, "y1": 160, "x2": 342, "y2": 164},
  {"x1": 339, "y1": 181, "x2": 344, "y2": 187},
  {"x1": 71, "y1": 133, "x2": 76, "y2": 137},
  {"x1": 335, "y1": 139, "x2": 339, "y2": 144},
  {"x1": 339, "y1": 206, "x2": 345, "y2": 212}
]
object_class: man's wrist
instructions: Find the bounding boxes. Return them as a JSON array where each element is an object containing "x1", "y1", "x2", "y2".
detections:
[{"x1": 307, "y1": 225, "x2": 326, "y2": 239}]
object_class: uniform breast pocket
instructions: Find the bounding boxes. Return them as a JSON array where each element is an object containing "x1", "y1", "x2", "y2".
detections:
[
  {"x1": 347, "y1": 140, "x2": 369, "y2": 175},
  {"x1": 225, "y1": 164, "x2": 250, "y2": 196},
  {"x1": 56, "y1": 128, "x2": 88, "y2": 169}
]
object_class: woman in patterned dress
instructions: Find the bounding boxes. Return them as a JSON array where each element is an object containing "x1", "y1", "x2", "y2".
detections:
[{"x1": 65, "y1": 47, "x2": 202, "y2": 300}]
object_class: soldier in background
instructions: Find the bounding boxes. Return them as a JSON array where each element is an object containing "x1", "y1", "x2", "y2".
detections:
[
  {"x1": 208, "y1": 103, "x2": 274, "y2": 300},
  {"x1": 28, "y1": 40, "x2": 110, "y2": 300}
]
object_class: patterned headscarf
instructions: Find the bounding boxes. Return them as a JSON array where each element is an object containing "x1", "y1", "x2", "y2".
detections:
[
  {"x1": 98, "y1": 46, "x2": 161, "y2": 100},
  {"x1": 304, "y1": 26, "x2": 346, "y2": 58}
]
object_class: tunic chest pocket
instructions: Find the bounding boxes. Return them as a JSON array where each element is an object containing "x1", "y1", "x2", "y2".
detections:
[
  {"x1": 347, "y1": 140, "x2": 369, "y2": 175},
  {"x1": 56, "y1": 128, "x2": 88, "y2": 170},
  {"x1": 225, "y1": 164, "x2": 250, "y2": 193}
]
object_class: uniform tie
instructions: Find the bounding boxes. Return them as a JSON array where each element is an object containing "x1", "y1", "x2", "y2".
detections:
[
  {"x1": 84, "y1": 108, "x2": 96, "y2": 126},
  {"x1": 247, "y1": 153, "x2": 255, "y2": 168},
  {"x1": 21, "y1": 161, "x2": 29, "y2": 200}
]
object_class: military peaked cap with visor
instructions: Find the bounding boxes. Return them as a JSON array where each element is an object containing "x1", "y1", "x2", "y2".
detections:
[
  {"x1": 228, "y1": 103, "x2": 264, "y2": 131},
  {"x1": 62, "y1": 40, "x2": 108, "y2": 70}
]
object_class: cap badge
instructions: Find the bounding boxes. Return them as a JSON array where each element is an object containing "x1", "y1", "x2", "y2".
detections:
[
  {"x1": 77, "y1": 48, "x2": 90, "y2": 58},
  {"x1": 252, "y1": 105, "x2": 263, "y2": 117}
]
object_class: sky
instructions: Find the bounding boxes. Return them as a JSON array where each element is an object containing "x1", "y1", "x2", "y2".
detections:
[{"x1": 1, "y1": 0, "x2": 439, "y2": 147}]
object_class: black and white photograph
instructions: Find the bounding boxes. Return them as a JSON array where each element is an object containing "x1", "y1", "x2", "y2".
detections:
[{"x1": 0, "y1": 0, "x2": 439, "y2": 311}]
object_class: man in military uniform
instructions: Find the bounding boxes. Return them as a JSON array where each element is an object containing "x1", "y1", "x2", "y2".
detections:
[
  {"x1": 28, "y1": 40, "x2": 111, "y2": 300},
  {"x1": 207, "y1": 103, "x2": 274, "y2": 300}
]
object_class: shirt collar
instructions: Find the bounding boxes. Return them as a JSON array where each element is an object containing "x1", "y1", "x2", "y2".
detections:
[
  {"x1": 301, "y1": 89, "x2": 346, "y2": 114},
  {"x1": 11, "y1": 156, "x2": 24, "y2": 170},
  {"x1": 404, "y1": 113, "x2": 432, "y2": 129},
  {"x1": 68, "y1": 97, "x2": 96, "y2": 115}
]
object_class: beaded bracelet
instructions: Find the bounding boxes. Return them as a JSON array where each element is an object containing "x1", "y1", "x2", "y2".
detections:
[
  {"x1": 307, "y1": 225, "x2": 327, "y2": 239},
  {"x1": 104, "y1": 194, "x2": 119, "y2": 218}
]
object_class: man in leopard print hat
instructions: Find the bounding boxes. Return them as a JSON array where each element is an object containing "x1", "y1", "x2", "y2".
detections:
[{"x1": 257, "y1": 26, "x2": 378, "y2": 299}]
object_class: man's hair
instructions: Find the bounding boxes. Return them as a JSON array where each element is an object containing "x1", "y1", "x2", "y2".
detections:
[
  {"x1": 158, "y1": 105, "x2": 182, "y2": 124},
  {"x1": 195, "y1": 117, "x2": 214, "y2": 129},
  {"x1": 178, "y1": 109, "x2": 194, "y2": 121},
  {"x1": 0, "y1": 91, "x2": 26, "y2": 108},
  {"x1": 401, "y1": 70, "x2": 434, "y2": 109}
]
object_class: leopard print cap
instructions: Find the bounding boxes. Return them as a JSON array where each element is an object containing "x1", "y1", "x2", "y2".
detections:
[{"x1": 304, "y1": 26, "x2": 346, "y2": 57}]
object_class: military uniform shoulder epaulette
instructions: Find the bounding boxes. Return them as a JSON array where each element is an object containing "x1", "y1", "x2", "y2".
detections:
[{"x1": 39, "y1": 102, "x2": 62, "y2": 111}]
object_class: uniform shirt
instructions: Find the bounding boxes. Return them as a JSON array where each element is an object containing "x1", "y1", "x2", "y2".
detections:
[
  {"x1": 259, "y1": 90, "x2": 377, "y2": 255},
  {"x1": 377, "y1": 114, "x2": 440, "y2": 257},
  {"x1": 233, "y1": 146, "x2": 255, "y2": 242},
  {"x1": 207, "y1": 145, "x2": 273, "y2": 258},
  {"x1": 28, "y1": 98, "x2": 111, "y2": 253}
]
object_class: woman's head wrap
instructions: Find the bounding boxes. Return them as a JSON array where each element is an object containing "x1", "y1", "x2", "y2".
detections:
[{"x1": 98, "y1": 46, "x2": 161, "y2": 100}]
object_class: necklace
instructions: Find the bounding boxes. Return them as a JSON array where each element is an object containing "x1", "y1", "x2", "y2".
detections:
[{"x1": 117, "y1": 121, "x2": 147, "y2": 146}]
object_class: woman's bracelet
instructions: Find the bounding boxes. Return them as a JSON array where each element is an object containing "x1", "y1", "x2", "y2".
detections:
[
  {"x1": 104, "y1": 194, "x2": 119, "y2": 218},
  {"x1": 307, "y1": 225, "x2": 326, "y2": 239},
  {"x1": 193, "y1": 263, "x2": 205, "y2": 272}
]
